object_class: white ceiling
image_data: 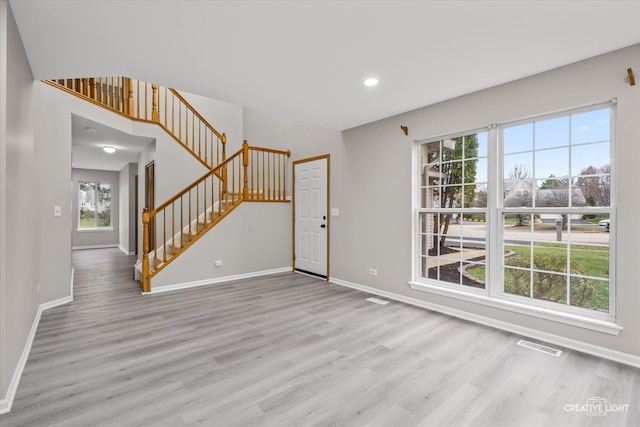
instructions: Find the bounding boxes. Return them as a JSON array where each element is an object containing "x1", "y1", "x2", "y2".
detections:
[
  {"x1": 10, "y1": 1, "x2": 640, "y2": 134},
  {"x1": 71, "y1": 115, "x2": 154, "y2": 171}
]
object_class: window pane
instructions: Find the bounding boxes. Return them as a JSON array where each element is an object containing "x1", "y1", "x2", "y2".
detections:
[
  {"x1": 504, "y1": 123, "x2": 533, "y2": 154},
  {"x1": 79, "y1": 182, "x2": 96, "y2": 228},
  {"x1": 420, "y1": 212, "x2": 486, "y2": 289},
  {"x1": 504, "y1": 153, "x2": 534, "y2": 206},
  {"x1": 502, "y1": 212, "x2": 610, "y2": 311},
  {"x1": 476, "y1": 131, "x2": 488, "y2": 158},
  {"x1": 568, "y1": 218, "x2": 610, "y2": 281},
  {"x1": 97, "y1": 183, "x2": 111, "y2": 227},
  {"x1": 534, "y1": 116, "x2": 569, "y2": 150},
  {"x1": 571, "y1": 277, "x2": 608, "y2": 311},
  {"x1": 504, "y1": 153, "x2": 533, "y2": 180},
  {"x1": 78, "y1": 181, "x2": 111, "y2": 229},
  {"x1": 571, "y1": 142, "x2": 610, "y2": 177},
  {"x1": 571, "y1": 109, "x2": 610, "y2": 145},
  {"x1": 504, "y1": 215, "x2": 532, "y2": 298},
  {"x1": 533, "y1": 271, "x2": 567, "y2": 304},
  {"x1": 420, "y1": 133, "x2": 486, "y2": 210},
  {"x1": 534, "y1": 147, "x2": 569, "y2": 182},
  {"x1": 470, "y1": 184, "x2": 487, "y2": 208},
  {"x1": 474, "y1": 157, "x2": 488, "y2": 184},
  {"x1": 504, "y1": 267, "x2": 531, "y2": 297}
]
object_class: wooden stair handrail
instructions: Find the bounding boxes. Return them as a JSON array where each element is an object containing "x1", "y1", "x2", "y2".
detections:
[
  {"x1": 44, "y1": 77, "x2": 227, "y2": 170},
  {"x1": 149, "y1": 148, "x2": 243, "y2": 217},
  {"x1": 169, "y1": 89, "x2": 225, "y2": 140},
  {"x1": 141, "y1": 144, "x2": 291, "y2": 291},
  {"x1": 47, "y1": 76, "x2": 292, "y2": 293}
]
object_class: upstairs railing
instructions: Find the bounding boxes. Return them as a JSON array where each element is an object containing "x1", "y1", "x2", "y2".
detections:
[
  {"x1": 141, "y1": 142, "x2": 291, "y2": 292},
  {"x1": 44, "y1": 77, "x2": 226, "y2": 169}
]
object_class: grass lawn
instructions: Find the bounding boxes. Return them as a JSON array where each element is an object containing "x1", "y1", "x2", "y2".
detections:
[
  {"x1": 466, "y1": 241, "x2": 609, "y2": 311},
  {"x1": 80, "y1": 218, "x2": 95, "y2": 228}
]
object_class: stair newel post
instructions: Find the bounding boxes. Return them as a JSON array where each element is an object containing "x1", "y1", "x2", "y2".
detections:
[
  {"x1": 151, "y1": 83, "x2": 159, "y2": 122},
  {"x1": 127, "y1": 78, "x2": 134, "y2": 118},
  {"x1": 222, "y1": 133, "x2": 227, "y2": 163},
  {"x1": 142, "y1": 208, "x2": 151, "y2": 293},
  {"x1": 242, "y1": 141, "x2": 249, "y2": 200},
  {"x1": 285, "y1": 150, "x2": 291, "y2": 199}
]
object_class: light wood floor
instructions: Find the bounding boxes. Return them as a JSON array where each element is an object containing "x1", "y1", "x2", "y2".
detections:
[{"x1": 1, "y1": 248, "x2": 638, "y2": 427}]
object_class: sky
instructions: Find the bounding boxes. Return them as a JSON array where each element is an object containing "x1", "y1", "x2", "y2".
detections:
[{"x1": 502, "y1": 107, "x2": 610, "y2": 182}]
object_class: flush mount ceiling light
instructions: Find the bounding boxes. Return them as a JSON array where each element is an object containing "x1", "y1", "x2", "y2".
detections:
[
  {"x1": 363, "y1": 77, "x2": 379, "y2": 87},
  {"x1": 103, "y1": 146, "x2": 116, "y2": 154}
]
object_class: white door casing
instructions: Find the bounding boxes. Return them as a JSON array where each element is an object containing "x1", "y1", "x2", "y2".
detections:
[{"x1": 293, "y1": 156, "x2": 329, "y2": 277}]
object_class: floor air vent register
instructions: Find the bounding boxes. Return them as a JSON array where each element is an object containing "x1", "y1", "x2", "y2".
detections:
[{"x1": 517, "y1": 339, "x2": 562, "y2": 357}]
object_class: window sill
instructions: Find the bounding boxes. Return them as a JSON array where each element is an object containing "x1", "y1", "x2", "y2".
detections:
[
  {"x1": 76, "y1": 227, "x2": 115, "y2": 232},
  {"x1": 408, "y1": 281, "x2": 622, "y2": 336}
]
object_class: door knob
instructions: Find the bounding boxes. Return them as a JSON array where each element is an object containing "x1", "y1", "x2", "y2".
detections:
[{"x1": 320, "y1": 224, "x2": 326, "y2": 228}]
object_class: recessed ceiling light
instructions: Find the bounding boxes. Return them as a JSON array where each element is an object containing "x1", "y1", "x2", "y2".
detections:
[
  {"x1": 103, "y1": 146, "x2": 116, "y2": 154},
  {"x1": 364, "y1": 78, "x2": 379, "y2": 87}
]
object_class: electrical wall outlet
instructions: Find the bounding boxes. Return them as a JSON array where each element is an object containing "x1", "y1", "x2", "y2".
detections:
[
  {"x1": 369, "y1": 268, "x2": 377, "y2": 276},
  {"x1": 215, "y1": 260, "x2": 223, "y2": 267}
]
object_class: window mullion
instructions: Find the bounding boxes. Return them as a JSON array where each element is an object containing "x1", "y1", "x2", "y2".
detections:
[
  {"x1": 94, "y1": 186, "x2": 98, "y2": 227},
  {"x1": 487, "y1": 124, "x2": 500, "y2": 297}
]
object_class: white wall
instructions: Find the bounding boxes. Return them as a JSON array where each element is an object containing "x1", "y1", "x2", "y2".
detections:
[
  {"x1": 132, "y1": 122, "x2": 211, "y2": 258},
  {"x1": 0, "y1": 0, "x2": 39, "y2": 410},
  {"x1": 338, "y1": 44, "x2": 640, "y2": 361},
  {"x1": 71, "y1": 168, "x2": 120, "y2": 248},
  {"x1": 152, "y1": 107, "x2": 346, "y2": 288},
  {"x1": 118, "y1": 163, "x2": 137, "y2": 255},
  {"x1": 35, "y1": 84, "x2": 136, "y2": 303},
  {"x1": 3, "y1": 17, "x2": 637, "y2": 411},
  {"x1": 179, "y1": 90, "x2": 244, "y2": 153},
  {"x1": 242, "y1": 105, "x2": 346, "y2": 213},
  {"x1": 152, "y1": 202, "x2": 291, "y2": 289}
]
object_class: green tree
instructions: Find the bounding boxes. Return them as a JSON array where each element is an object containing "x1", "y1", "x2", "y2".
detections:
[{"x1": 432, "y1": 135, "x2": 478, "y2": 248}]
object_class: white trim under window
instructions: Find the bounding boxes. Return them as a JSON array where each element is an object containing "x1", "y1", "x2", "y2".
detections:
[{"x1": 411, "y1": 101, "x2": 619, "y2": 334}]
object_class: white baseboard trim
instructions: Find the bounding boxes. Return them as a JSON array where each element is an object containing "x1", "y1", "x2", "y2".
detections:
[
  {"x1": 118, "y1": 245, "x2": 135, "y2": 256},
  {"x1": 147, "y1": 267, "x2": 292, "y2": 295},
  {"x1": 0, "y1": 304, "x2": 40, "y2": 415},
  {"x1": 40, "y1": 295, "x2": 74, "y2": 311},
  {"x1": 329, "y1": 277, "x2": 640, "y2": 369},
  {"x1": 72, "y1": 244, "x2": 119, "y2": 251},
  {"x1": 0, "y1": 298, "x2": 72, "y2": 414},
  {"x1": 0, "y1": 273, "x2": 74, "y2": 415}
]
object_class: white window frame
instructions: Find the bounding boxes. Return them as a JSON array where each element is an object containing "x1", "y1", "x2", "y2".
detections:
[
  {"x1": 410, "y1": 101, "x2": 621, "y2": 335},
  {"x1": 78, "y1": 181, "x2": 112, "y2": 230}
]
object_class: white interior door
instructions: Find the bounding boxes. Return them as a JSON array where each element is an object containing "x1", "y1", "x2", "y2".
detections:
[{"x1": 294, "y1": 157, "x2": 328, "y2": 277}]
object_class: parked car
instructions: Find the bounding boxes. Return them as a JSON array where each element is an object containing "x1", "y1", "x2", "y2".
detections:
[{"x1": 598, "y1": 219, "x2": 610, "y2": 231}]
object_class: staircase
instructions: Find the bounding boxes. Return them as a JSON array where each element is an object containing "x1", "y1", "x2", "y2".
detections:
[
  {"x1": 46, "y1": 77, "x2": 291, "y2": 293},
  {"x1": 45, "y1": 77, "x2": 228, "y2": 169}
]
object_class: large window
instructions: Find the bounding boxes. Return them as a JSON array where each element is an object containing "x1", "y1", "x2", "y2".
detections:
[
  {"x1": 78, "y1": 181, "x2": 112, "y2": 229},
  {"x1": 414, "y1": 104, "x2": 614, "y2": 324},
  {"x1": 418, "y1": 132, "x2": 488, "y2": 289}
]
